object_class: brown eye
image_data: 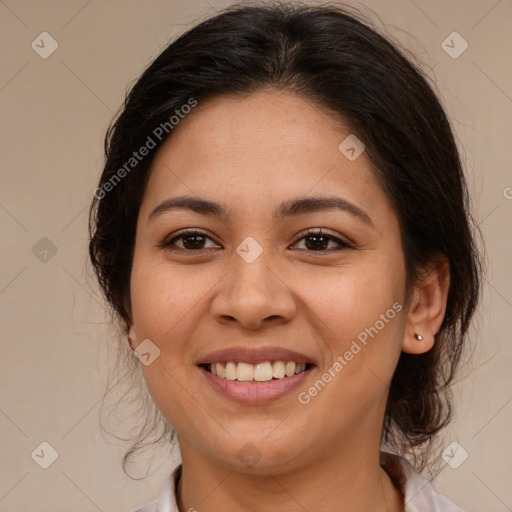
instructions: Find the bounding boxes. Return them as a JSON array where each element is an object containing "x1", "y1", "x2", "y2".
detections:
[
  {"x1": 293, "y1": 229, "x2": 352, "y2": 252},
  {"x1": 180, "y1": 233, "x2": 207, "y2": 250},
  {"x1": 159, "y1": 230, "x2": 221, "y2": 252}
]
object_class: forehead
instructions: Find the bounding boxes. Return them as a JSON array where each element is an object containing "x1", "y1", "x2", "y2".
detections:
[
  {"x1": 141, "y1": 90, "x2": 391, "y2": 222},
  {"x1": 155, "y1": 90, "x2": 346, "y2": 161}
]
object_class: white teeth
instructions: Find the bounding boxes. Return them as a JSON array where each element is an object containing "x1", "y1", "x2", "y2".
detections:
[
  {"x1": 216, "y1": 362, "x2": 225, "y2": 378},
  {"x1": 215, "y1": 363, "x2": 226, "y2": 379},
  {"x1": 236, "y1": 362, "x2": 254, "y2": 381},
  {"x1": 207, "y1": 361, "x2": 309, "y2": 381},
  {"x1": 285, "y1": 362, "x2": 296, "y2": 377},
  {"x1": 225, "y1": 361, "x2": 237, "y2": 380},
  {"x1": 254, "y1": 362, "x2": 273, "y2": 381},
  {"x1": 272, "y1": 361, "x2": 285, "y2": 379}
]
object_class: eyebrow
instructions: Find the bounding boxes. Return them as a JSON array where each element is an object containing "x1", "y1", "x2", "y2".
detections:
[{"x1": 148, "y1": 195, "x2": 374, "y2": 226}]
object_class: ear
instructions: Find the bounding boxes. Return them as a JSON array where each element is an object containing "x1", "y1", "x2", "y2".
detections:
[
  {"x1": 124, "y1": 298, "x2": 136, "y2": 350},
  {"x1": 127, "y1": 324, "x2": 138, "y2": 351},
  {"x1": 402, "y1": 255, "x2": 450, "y2": 354}
]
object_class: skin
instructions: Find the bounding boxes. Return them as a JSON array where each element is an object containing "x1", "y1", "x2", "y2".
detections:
[{"x1": 128, "y1": 89, "x2": 450, "y2": 512}]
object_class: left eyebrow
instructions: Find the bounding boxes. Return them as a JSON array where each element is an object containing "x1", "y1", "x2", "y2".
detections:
[
  {"x1": 275, "y1": 196, "x2": 374, "y2": 226},
  {"x1": 148, "y1": 195, "x2": 374, "y2": 227}
]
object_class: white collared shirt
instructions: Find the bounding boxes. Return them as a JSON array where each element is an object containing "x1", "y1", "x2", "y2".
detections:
[{"x1": 131, "y1": 453, "x2": 464, "y2": 512}]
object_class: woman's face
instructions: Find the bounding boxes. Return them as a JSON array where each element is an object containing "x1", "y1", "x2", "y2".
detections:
[{"x1": 129, "y1": 89, "x2": 409, "y2": 472}]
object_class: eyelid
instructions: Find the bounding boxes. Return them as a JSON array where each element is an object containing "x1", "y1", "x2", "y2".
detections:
[
  {"x1": 291, "y1": 228, "x2": 354, "y2": 251},
  {"x1": 158, "y1": 227, "x2": 354, "y2": 252},
  {"x1": 158, "y1": 228, "x2": 221, "y2": 250}
]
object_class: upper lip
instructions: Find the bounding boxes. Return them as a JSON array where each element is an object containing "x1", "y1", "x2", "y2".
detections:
[{"x1": 197, "y1": 346, "x2": 316, "y2": 366}]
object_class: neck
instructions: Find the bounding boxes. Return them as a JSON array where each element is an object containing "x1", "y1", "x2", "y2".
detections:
[{"x1": 176, "y1": 440, "x2": 404, "y2": 512}]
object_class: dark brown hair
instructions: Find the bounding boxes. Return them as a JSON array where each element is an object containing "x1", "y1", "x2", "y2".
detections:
[{"x1": 89, "y1": 1, "x2": 482, "y2": 474}]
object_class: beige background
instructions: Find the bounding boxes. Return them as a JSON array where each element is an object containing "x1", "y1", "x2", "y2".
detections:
[{"x1": 1, "y1": 0, "x2": 511, "y2": 510}]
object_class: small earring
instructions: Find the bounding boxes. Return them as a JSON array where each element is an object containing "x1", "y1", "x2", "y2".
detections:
[{"x1": 414, "y1": 333, "x2": 423, "y2": 341}]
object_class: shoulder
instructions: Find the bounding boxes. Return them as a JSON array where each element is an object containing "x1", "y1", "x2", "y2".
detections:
[
  {"x1": 380, "y1": 452, "x2": 465, "y2": 512},
  {"x1": 130, "y1": 502, "x2": 158, "y2": 512}
]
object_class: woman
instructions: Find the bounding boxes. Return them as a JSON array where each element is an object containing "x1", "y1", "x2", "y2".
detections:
[{"x1": 89, "y1": 3, "x2": 481, "y2": 511}]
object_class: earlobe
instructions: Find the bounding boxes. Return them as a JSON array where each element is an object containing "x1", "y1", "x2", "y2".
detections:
[
  {"x1": 402, "y1": 256, "x2": 450, "y2": 355},
  {"x1": 127, "y1": 325, "x2": 138, "y2": 351}
]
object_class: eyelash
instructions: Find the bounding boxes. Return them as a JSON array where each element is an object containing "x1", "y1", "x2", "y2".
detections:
[{"x1": 158, "y1": 228, "x2": 353, "y2": 253}]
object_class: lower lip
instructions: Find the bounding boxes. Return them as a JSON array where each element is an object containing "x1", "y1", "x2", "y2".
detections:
[{"x1": 199, "y1": 365, "x2": 314, "y2": 405}]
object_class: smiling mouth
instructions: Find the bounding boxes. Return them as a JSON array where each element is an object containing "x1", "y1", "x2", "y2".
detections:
[{"x1": 200, "y1": 361, "x2": 313, "y2": 382}]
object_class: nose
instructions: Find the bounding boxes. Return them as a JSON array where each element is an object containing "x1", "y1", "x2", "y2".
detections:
[{"x1": 210, "y1": 250, "x2": 297, "y2": 330}]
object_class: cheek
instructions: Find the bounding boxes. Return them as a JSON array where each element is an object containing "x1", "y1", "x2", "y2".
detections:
[
  {"x1": 295, "y1": 271, "x2": 405, "y2": 425},
  {"x1": 299, "y1": 257, "x2": 406, "y2": 399},
  {"x1": 129, "y1": 258, "x2": 210, "y2": 432},
  {"x1": 129, "y1": 256, "x2": 211, "y2": 342},
  {"x1": 304, "y1": 263, "x2": 405, "y2": 341}
]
